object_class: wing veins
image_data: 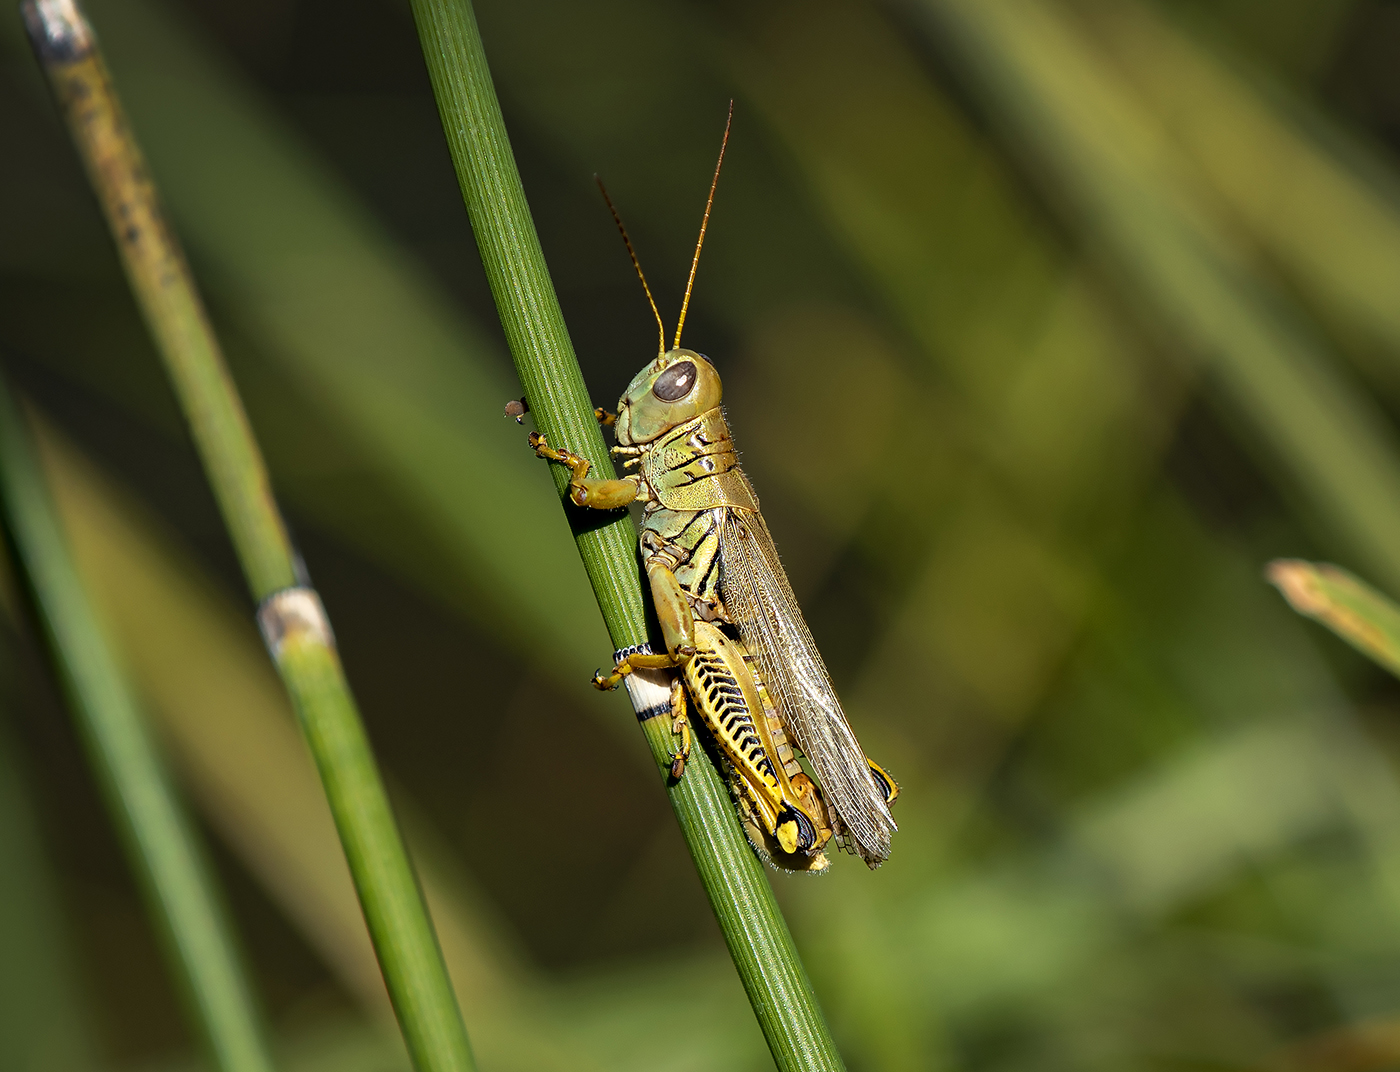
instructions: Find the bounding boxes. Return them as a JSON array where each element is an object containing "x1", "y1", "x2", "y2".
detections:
[{"x1": 719, "y1": 508, "x2": 894, "y2": 864}]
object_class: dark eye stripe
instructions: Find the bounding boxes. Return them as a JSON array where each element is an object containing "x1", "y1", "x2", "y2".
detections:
[{"x1": 653, "y1": 361, "x2": 697, "y2": 401}]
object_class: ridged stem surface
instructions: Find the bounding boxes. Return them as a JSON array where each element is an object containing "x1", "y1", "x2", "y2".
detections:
[
  {"x1": 0, "y1": 376, "x2": 275, "y2": 1072},
  {"x1": 408, "y1": 0, "x2": 845, "y2": 1066}
]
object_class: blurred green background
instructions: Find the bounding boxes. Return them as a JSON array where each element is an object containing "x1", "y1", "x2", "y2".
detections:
[{"x1": 7, "y1": 0, "x2": 1400, "y2": 1068}]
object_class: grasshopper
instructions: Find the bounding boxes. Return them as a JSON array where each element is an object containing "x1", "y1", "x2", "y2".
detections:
[{"x1": 531, "y1": 109, "x2": 898, "y2": 870}]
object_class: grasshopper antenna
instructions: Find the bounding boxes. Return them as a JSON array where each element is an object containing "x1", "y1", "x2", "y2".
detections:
[
  {"x1": 596, "y1": 176, "x2": 667, "y2": 357},
  {"x1": 674, "y1": 100, "x2": 733, "y2": 351}
]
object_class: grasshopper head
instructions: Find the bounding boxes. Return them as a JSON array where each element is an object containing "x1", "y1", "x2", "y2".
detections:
[{"x1": 614, "y1": 348, "x2": 722, "y2": 445}]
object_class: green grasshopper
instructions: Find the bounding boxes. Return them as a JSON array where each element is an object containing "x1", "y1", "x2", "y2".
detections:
[{"x1": 531, "y1": 111, "x2": 898, "y2": 870}]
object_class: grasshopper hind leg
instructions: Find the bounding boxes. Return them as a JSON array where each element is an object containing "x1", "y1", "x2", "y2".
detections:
[
  {"x1": 722, "y1": 758, "x2": 831, "y2": 875},
  {"x1": 774, "y1": 804, "x2": 819, "y2": 855},
  {"x1": 868, "y1": 759, "x2": 900, "y2": 808}
]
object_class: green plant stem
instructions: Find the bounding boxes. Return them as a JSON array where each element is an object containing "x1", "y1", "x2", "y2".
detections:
[
  {"x1": 408, "y1": 0, "x2": 845, "y2": 1067},
  {"x1": 23, "y1": 4, "x2": 476, "y2": 1070},
  {"x1": 0, "y1": 376, "x2": 274, "y2": 1072}
]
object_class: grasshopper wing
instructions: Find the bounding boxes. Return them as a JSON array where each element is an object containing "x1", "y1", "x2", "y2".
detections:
[{"x1": 720, "y1": 508, "x2": 896, "y2": 866}]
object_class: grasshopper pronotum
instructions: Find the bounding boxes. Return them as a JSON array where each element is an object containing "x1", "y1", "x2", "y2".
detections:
[{"x1": 531, "y1": 107, "x2": 898, "y2": 870}]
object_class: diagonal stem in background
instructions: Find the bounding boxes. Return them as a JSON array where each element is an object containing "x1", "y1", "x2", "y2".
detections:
[
  {"x1": 407, "y1": 0, "x2": 846, "y2": 1067},
  {"x1": 0, "y1": 376, "x2": 276, "y2": 1072},
  {"x1": 21, "y1": 2, "x2": 476, "y2": 1069}
]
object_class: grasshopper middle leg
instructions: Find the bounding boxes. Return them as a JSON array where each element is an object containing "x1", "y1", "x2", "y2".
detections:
[{"x1": 592, "y1": 651, "x2": 692, "y2": 779}]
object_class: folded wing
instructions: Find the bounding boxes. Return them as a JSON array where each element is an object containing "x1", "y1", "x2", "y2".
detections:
[{"x1": 720, "y1": 507, "x2": 896, "y2": 866}]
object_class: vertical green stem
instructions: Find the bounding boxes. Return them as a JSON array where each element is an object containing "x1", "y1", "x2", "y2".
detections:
[
  {"x1": 411, "y1": 0, "x2": 644, "y2": 642},
  {"x1": 23, "y1": 3, "x2": 475, "y2": 1069},
  {"x1": 408, "y1": 0, "x2": 846, "y2": 1067},
  {"x1": 0, "y1": 378, "x2": 274, "y2": 1072}
]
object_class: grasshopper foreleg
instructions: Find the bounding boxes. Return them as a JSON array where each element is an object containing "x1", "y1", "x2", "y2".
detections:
[{"x1": 529, "y1": 432, "x2": 640, "y2": 509}]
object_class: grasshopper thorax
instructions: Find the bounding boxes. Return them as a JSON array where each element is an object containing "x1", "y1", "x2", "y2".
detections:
[{"x1": 614, "y1": 348, "x2": 723, "y2": 447}]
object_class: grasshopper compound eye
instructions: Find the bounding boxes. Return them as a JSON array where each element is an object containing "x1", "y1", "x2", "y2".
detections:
[{"x1": 653, "y1": 360, "x2": 697, "y2": 401}]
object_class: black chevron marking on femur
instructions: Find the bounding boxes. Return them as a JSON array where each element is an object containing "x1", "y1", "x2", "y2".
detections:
[{"x1": 718, "y1": 699, "x2": 749, "y2": 720}]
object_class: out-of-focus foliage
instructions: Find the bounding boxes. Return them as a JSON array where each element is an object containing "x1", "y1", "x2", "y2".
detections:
[{"x1": 7, "y1": 0, "x2": 1400, "y2": 1068}]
